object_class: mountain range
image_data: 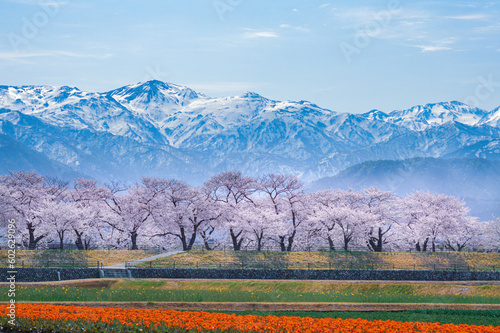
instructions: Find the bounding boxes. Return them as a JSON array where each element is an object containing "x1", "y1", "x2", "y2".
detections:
[{"x1": 1, "y1": 80, "x2": 499, "y2": 218}]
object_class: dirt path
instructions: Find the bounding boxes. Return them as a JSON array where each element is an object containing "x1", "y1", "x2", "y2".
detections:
[
  {"x1": 5, "y1": 279, "x2": 498, "y2": 312},
  {"x1": 4, "y1": 278, "x2": 499, "y2": 287},
  {"x1": 103, "y1": 250, "x2": 184, "y2": 269},
  {"x1": 11, "y1": 301, "x2": 500, "y2": 312}
]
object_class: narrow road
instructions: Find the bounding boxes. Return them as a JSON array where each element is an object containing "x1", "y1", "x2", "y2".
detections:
[
  {"x1": 103, "y1": 250, "x2": 184, "y2": 269},
  {"x1": 16, "y1": 302, "x2": 500, "y2": 312}
]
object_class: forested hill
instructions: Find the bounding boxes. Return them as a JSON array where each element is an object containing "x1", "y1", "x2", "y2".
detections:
[{"x1": 312, "y1": 158, "x2": 500, "y2": 220}]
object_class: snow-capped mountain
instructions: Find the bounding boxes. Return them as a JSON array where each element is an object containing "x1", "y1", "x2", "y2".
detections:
[
  {"x1": 482, "y1": 106, "x2": 500, "y2": 128},
  {"x1": 386, "y1": 101, "x2": 488, "y2": 131},
  {"x1": 0, "y1": 81, "x2": 499, "y2": 184}
]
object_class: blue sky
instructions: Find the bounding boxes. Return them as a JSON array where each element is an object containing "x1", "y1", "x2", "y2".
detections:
[{"x1": 1, "y1": 0, "x2": 500, "y2": 113}]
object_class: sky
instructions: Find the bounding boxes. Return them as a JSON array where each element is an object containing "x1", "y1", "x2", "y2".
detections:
[{"x1": 1, "y1": 0, "x2": 500, "y2": 114}]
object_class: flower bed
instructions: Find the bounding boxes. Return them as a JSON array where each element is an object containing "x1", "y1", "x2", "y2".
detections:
[{"x1": 1, "y1": 304, "x2": 499, "y2": 332}]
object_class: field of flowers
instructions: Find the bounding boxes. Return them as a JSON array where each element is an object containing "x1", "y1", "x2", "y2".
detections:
[{"x1": 1, "y1": 304, "x2": 499, "y2": 333}]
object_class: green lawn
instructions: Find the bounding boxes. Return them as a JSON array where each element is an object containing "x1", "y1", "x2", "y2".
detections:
[{"x1": 4, "y1": 279, "x2": 499, "y2": 304}]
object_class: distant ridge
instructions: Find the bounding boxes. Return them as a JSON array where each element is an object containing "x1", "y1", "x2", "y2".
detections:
[{"x1": 312, "y1": 157, "x2": 500, "y2": 220}]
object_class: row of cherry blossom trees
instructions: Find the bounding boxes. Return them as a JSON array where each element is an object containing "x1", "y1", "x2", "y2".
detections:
[{"x1": 0, "y1": 171, "x2": 498, "y2": 252}]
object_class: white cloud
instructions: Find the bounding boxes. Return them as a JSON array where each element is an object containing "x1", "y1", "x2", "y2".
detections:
[
  {"x1": 243, "y1": 31, "x2": 279, "y2": 39},
  {"x1": 408, "y1": 37, "x2": 457, "y2": 52},
  {"x1": 279, "y1": 24, "x2": 310, "y2": 33},
  {"x1": 446, "y1": 14, "x2": 488, "y2": 20},
  {"x1": 0, "y1": 51, "x2": 113, "y2": 60},
  {"x1": 415, "y1": 45, "x2": 453, "y2": 52},
  {"x1": 475, "y1": 23, "x2": 500, "y2": 33},
  {"x1": 331, "y1": 6, "x2": 433, "y2": 42}
]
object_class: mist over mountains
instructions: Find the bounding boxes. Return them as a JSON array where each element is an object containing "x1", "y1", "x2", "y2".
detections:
[
  {"x1": 0, "y1": 80, "x2": 499, "y2": 218},
  {"x1": 312, "y1": 158, "x2": 500, "y2": 220}
]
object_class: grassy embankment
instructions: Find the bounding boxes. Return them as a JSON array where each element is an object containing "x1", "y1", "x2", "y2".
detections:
[
  {"x1": 0, "y1": 249, "x2": 155, "y2": 267},
  {"x1": 138, "y1": 250, "x2": 500, "y2": 271}
]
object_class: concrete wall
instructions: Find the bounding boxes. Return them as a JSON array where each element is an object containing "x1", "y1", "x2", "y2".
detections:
[
  {"x1": 0, "y1": 268, "x2": 100, "y2": 282},
  {"x1": 2, "y1": 267, "x2": 499, "y2": 282},
  {"x1": 129, "y1": 268, "x2": 500, "y2": 281}
]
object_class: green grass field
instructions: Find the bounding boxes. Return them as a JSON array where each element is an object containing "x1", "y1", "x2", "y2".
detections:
[{"x1": 3, "y1": 279, "x2": 499, "y2": 304}]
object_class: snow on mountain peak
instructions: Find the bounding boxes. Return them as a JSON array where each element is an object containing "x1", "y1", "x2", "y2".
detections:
[
  {"x1": 387, "y1": 101, "x2": 488, "y2": 130},
  {"x1": 239, "y1": 91, "x2": 266, "y2": 100},
  {"x1": 362, "y1": 109, "x2": 388, "y2": 121},
  {"x1": 106, "y1": 80, "x2": 208, "y2": 123},
  {"x1": 482, "y1": 106, "x2": 500, "y2": 127},
  {"x1": 109, "y1": 80, "x2": 206, "y2": 104}
]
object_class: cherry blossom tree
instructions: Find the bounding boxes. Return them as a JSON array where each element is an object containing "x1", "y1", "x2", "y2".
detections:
[
  {"x1": 257, "y1": 174, "x2": 308, "y2": 252},
  {"x1": 39, "y1": 198, "x2": 74, "y2": 249},
  {"x1": 444, "y1": 216, "x2": 481, "y2": 252},
  {"x1": 482, "y1": 218, "x2": 500, "y2": 252},
  {"x1": 239, "y1": 197, "x2": 278, "y2": 251},
  {"x1": 101, "y1": 182, "x2": 153, "y2": 250},
  {"x1": 259, "y1": 174, "x2": 314, "y2": 251},
  {"x1": 70, "y1": 179, "x2": 110, "y2": 250},
  {"x1": 402, "y1": 191, "x2": 472, "y2": 252},
  {"x1": 0, "y1": 170, "x2": 491, "y2": 253},
  {"x1": 359, "y1": 188, "x2": 401, "y2": 252},
  {"x1": 145, "y1": 177, "x2": 219, "y2": 251},
  {"x1": 0, "y1": 172, "x2": 52, "y2": 249},
  {"x1": 310, "y1": 189, "x2": 368, "y2": 251},
  {"x1": 204, "y1": 171, "x2": 256, "y2": 251}
]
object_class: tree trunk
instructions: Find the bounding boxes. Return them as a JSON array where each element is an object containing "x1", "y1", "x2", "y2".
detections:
[
  {"x1": 186, "y1": 228, "x2": 197, "y2": 251},
  {"x1": 422, "y1": 238, "x2": 429, "y2": 252},
  {"x1": 343, "y1": 234, "x2": 352, "y2": 251},
  {"x1": 57, "y1": 230, "x2": 65, "y2": 250},
  {"x1": 130, "y1": 231, "x2": 138, "y2": 250},
  {"x1": 368, "y1": 227, "x2": 383, "y2": 252},
  {"x1": 286, "y1": 230, "x2": 296, "y2": 252},
  {"x1": 74, "y1": 230, "x2": 85, "y2": 250},
  {"x1": 180, "y1": 227, "x2": 188, "y2": 251},
  {"x1": 201, "y1": 226, "x2": 215, "y2": 250},
  {"x1": 27, "y1": 223, "x2": 44, "y2": 250},
  {"x1": 84, "y1": 237, "x2": 92, "y2": 250},
  {"x1": 327, "y1": 236, "x2": 336, "y2": 251},
  {"x1": 230, "y1": 228, "x2": 243, "y2": 251},
  {"x1": 255, "y1": 230, "x2": 264, "y2": 251},
  {"x1": 203, "y1": 239, "x2": 212, "y2": 250},
  {"x1": 279, "y1": 236, "x2": 286, "y2": 251}
]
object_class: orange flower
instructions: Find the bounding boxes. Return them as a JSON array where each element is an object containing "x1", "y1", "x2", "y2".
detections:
[{"x1": 2, "y1": 304, "x2": 499, "y2": 333}]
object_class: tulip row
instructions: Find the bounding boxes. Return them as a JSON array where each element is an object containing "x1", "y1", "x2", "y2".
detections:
[{"x1": 2, "y1": 304, "x2": 499, "y2": 333}]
